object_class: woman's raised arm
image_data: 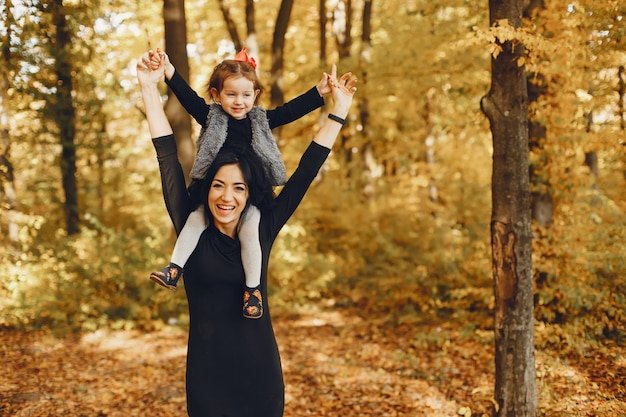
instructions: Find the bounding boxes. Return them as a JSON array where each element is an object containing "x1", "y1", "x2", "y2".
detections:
[
  {"x1": 313, "y1": 65, "x2": 358, "y2": 150},
  {"x1": 137, "y1": 53, "x2": 173, "y2": 138}
]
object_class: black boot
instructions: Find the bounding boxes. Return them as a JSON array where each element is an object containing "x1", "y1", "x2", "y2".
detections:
[
  {"x1": 243, "y1": 286, "x2": 263, "y2": 319},
  {"x1": 149, "y1": 263, "x2": 183, "y2": 291}
]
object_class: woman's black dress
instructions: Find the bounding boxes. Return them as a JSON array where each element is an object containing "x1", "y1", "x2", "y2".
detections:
[{"x1": 153, "y1": 134, "x2": 330, "y2": 417}]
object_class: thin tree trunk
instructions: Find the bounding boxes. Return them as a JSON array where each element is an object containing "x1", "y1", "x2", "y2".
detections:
[
  {"x1": 163, "y1": 0, "x2": 193, "y2": 182},
  {"x1": 331, "y1": 0, "x2": 353, "y2": 165},
  {"x1": 270, "y1": 0, "x2": 294, "y2": 107},
  {"x1": 424, "y1": 89, "x2": 439, "y2": 205},
  {"x1": 617, "y1": 65, "x2": 626, "y2": 130},
  {"x1": 245, "y1": 0, "x2": 255, "y2": 36},
  {"x1": 527, "y1": 83, "x2": 552, "y2": 227},
  {"x1": 50, "y1": 0, "x2": 79, "y2": 235},
  {"x1": 359, "y1": 0, "x2": 374, "y2": 201},
  {"x1": 217, "y1": 0, "x2": 242, "y2": 50},
  {"x1": 244, "y1": 0, "x2": 259, "y2": 72},
  {"x1": 480, "y1": 0, "x2": 537, "y2": 415},
  {"x1": 332, "y1": 0, "x2": 352, "y2": 59},
  {"x1": 525, "y1": 4, "x2": 552, "y2": 227},
  {"x1": 583, "y1": 109, "x2": 599, "y2": 178},
  {"x1": 617, "y1": 65, "x2": 626, "y2": 179},
  {"x1": 0, "y1": 0, "x2": 18, "y2": 241},
  {"x1": 319, "y1": 0, "x2": 327, "y2": 64}
]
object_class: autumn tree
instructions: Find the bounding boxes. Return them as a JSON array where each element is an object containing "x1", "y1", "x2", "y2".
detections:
[
  {"x1": 39, "y1": 0, "x2": 80, "y2": 235},
  {"x1": 332, "y1": 0, "x2": 352, "y2": 59},
  {"x1": 480, "y1": 0, "x2": 538, "y2": 415},
  {"x1": 0, "y1": 0, "x2": 17, "y2": 241},
  {"x1": 215, "y1": 0, "x2": 258, "y2": 64},
  {"x1": 269, "y1": 0, "x2": 295, "y2": 107},
  {"x1": 244, "y1": 0, "x2": 259, "y2": 59},
  {"x1": 524, "y1": 0, "x2": 552, "y2": 227},
  {"x1": 357, "y1": 0, "x2": 375, "y2": 199},
  {"x1": 162, "y1": 0, "x2": 193, "y2": 181},
  {"x1": 319, "y1": 0, "x2": 328, "y2": 63}
]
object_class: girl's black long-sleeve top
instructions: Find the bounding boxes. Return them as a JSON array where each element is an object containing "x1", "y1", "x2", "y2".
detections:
[{"x1": 165, "y1": 71, "x2": 325, "y2": 156}]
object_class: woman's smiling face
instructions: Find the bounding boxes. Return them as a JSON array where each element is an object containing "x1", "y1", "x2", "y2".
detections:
[{"x1": 207, "y1": 163, "x2": 249, "y2": 237}]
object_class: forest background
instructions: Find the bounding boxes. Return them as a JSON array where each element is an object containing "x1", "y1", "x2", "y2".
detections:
[{"x1": 0, "y1": 0, "x2": 624, "y2": 416}]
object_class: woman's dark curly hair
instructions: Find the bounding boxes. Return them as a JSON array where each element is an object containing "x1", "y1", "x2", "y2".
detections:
[{"x1": 199, "y1": 149, "x2": 276, "y2": 224}]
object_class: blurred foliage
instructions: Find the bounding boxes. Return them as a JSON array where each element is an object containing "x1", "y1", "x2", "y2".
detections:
[
  {"x1": 0, "y1": 0, "x2": 624, "y2": 363},
  {"x1": 1, "y1": 210, "x2": 188, "y2": 334}
]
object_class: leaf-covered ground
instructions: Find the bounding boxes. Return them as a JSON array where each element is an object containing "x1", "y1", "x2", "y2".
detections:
[{"x1": 1, "y1": 309, "x2": 624, "y2": 417}]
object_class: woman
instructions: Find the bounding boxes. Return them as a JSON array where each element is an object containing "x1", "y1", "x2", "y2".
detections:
[{"x1": 137, "y1": 53, "x2": 356, "y2": 416}]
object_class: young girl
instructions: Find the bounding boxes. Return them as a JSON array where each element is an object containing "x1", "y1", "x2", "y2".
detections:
[{"x1": 148, "y1": 47, "x2": 343, "y2": 319}]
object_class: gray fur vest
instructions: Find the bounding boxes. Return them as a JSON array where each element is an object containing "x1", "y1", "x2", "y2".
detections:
[{"x1": 190, "y1": 103, "x2": 288, "y2": 186}]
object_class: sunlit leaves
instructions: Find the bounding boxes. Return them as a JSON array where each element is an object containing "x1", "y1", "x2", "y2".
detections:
[{"x1": 0, "y1": 0, "x2": 623, "y2": 357}]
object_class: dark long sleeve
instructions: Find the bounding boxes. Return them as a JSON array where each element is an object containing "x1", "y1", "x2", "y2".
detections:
[
  {"x1": 165, "y1": 70, "x2": 324, "y2": 129},
  {"x1": 264, "y1": 141, "x2": 330, "y2": 240},
  {"x1": 165, "y1": 71, "x2": 210, "y2": 126},
  {"x1": 152, "y1": 134, "x2": 192, "y2": 235},
  {"x1": 266, "y1": 87, "x2": 325, "y2": 129}
]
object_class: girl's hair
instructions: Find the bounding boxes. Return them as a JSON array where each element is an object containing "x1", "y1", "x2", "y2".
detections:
[
  {"x1": 205, "y1": 60, "x2": 263, "y2": 105},
  {"x1": 200, "y1": 150, "x2": 276, "y2": 224}
]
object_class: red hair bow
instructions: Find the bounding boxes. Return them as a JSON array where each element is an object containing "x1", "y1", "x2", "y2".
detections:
[{"x1": 235, "y1": 46, "x2": 257, "y2": 69}]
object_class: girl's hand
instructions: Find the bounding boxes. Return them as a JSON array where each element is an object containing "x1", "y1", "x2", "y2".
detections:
[
  {"x1": 148, "y1": 50, "x2": 161, "y2": 70},
  {"x1": 149, "y1": 48, "x2": 175, "y2": 80},
  {"x1": 316, "y1": 65, "x2": 332, "y2": 96}
]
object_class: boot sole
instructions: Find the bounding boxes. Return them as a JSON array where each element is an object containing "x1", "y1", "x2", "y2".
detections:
[{"x1": 149, "y1": 274, "x2": 177, "y2": 291}]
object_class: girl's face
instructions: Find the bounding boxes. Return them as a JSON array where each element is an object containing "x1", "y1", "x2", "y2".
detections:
[
  {"x1": 212, "y1": 75, "x2": 260, "y2": 120},
  {"x1": 208, "y1": 163, "x2": 249, "y2": 237}
]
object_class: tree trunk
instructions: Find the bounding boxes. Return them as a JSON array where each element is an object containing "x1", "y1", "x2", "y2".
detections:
[
  {"x1": 244, "y1": 0, "x2": 259, "y2": 72},
  {"x1": 424, "y1": 89, "x2": 439, "y2": 205},
  {"x1": 217, "y1": 0, "x2": 242, "y2": 50},
  {"x1": 619, "y1": 65, "x2": 625, "y2": 131},
  {"x1": 584, "y1": 111, "x2": 600, "y2": 206},
  {"x1": 245, "y1": 0, "x2": 255, "y2": 36},
  {"x1": 619, "y1": 66, "x2": 625, "y2": 179},
  {"x1": 331, "y1": 0, "x2": 353, "y2": 165},
  {"x1": 480, "y1": 0, "x2": 538, "y2": 415},
  {"x1": 0, "y1": 0, "x2": 18, "y2": 241},
  {"x1": 270, "y1": 0, "x2": 294, "y2": 107},
  {"x1": 359, "y1": 0, "x2": 374, "y2": 201},
  {"x1": 525, "y1": 4, "x2": 552, "y2": 228},
  {"x1": 319, "y1": 0, "x2": 327, "y2": 64},
  {"x1": 332, "y1": 0, "x2": 352, "y2": 59},
  {"x1": 163, "y1": 0, "x2": 193, "y2": 183},
  {"x1": 527, "y1": 75, "x2": 552, "y2": 227},
  {"x1": 49, "y1": 0, "x2": 79, "y2": 235}
]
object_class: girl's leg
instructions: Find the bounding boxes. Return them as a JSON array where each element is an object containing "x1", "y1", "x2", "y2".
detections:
[
  {"x1": 171, "y1": 206, "x2": 207, "y2": 266},
  {"x1": 150, "y1": 206, "x2": 207, "y2": 291},
  {"x1": 238, "y1": 206, "x2": 263, "y2": 318}
]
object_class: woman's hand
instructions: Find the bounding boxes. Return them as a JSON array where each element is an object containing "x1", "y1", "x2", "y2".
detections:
[
  {"x1": 136, "y1": 52, "x2": 165, "y2": 88},
  {"x1": 136, "y1": 52, "x2": 173, "y2": 138},
  {"x1": 312, "y1": 66, "x2": 357, "y2": 149},
  {"x1": 327, "y1": 66, "x2": 357, "y2": 119},
  {"x1": 316, "y1": 64, "x2": 355, "y2": 97}
]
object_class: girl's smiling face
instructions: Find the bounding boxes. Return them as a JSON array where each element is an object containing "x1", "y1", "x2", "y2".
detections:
[
  {"x1": 212, "y1": 76, "x2": 260, "y2": 120},
  {"x1": 207, "y1": 163, "x2": 249, "y2": 237}
]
